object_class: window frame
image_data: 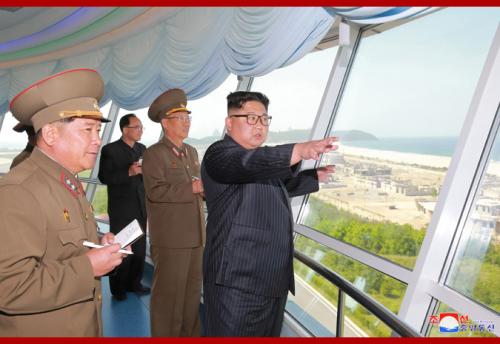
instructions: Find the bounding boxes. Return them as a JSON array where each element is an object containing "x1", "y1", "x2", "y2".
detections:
[
  {"x1": 78, "y1": 14, "x2": 500, "y2": 337},
  {"x1": 290, "y1": 15, "x2": 500, "y2": 336}
]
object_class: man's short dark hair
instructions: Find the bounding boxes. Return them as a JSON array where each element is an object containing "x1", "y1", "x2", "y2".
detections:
[
  {"x1": 119, "y1": 114, "x2": 137, "y2": 132},
  {"x1": 227, "y1": 91, "x2": 269, "y2": 112}
]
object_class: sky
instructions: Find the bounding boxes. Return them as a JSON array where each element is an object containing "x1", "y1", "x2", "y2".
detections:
[
  {"x1": 333, "y1": 7, "x2": 500, "y2": 138},
  {"x1": 0, "y1": 7, "x2": 499, "y2": 149}
]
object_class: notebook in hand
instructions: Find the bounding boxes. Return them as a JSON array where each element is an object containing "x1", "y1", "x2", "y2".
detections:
[
  {"x1": 114, "y1": 219, "x2": 144, "y2": 248},
  {"x1": 83, "y1": 219, "x2": 144, "y2": 254}
]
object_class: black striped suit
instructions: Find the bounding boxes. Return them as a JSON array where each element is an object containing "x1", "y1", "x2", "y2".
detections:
[{"x1": 201, "y1": 135, "x2": 319, "y2": 336}]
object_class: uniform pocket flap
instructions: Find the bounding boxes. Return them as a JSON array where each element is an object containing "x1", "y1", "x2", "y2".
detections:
[{"x1": 58, "y1": 227, "x2": 86, "y2": 246}]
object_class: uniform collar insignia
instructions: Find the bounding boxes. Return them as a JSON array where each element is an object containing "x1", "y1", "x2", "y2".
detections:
[
  {"x1": 60, "y1": 172, "x2": 81, "y2": 198},
  {"x1": 171, "y1": 146, "x2": 186, "y2": 158},
  {"x1": 171, "y1": 146, "x2": 180, "y2": 157}
]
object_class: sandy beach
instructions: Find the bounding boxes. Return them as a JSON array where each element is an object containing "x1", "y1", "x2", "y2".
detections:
[
  {"x1": 341, "y1": 145, "x2": 451, "y2": 169},
  {"x1": 341, "y1": 144, "x2": 500, "y2": 177},
  {"x1": 312, "y1": 146, "x2": 450, "y2": 228},
  {"x1": 309, "y1": 144, "x2": 500, "y2": 228}
]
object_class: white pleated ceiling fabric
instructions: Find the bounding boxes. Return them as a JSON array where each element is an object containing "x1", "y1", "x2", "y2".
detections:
[
  {"x1": 0, "y1": 7, "x2": 333, "y2": 116},
  {"x1": 0, "y1": 6, "x2": 436, "y2": 117}
]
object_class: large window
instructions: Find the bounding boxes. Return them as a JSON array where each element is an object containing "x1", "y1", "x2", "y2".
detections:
[
  {"x1": 186, "y1": 74, "x2": 238, "y2": 159},
  {"x1": 300, "y1": 8, "x2": 500, "y2": 270},
  {"x1": 446, "y1": 113, "x2": 500, "y2": 314},
  {"x1": 251, "y1": 46, "x2": 338, "y2": 144},
  {"x1": 294, "y1": 234, "x2": 407, "y2": 337},
  {"x1": 427, "y1": 301, "x2": 495, "y2": 337},
  {"x1": 91, "y1": 184, "x2": 109, "y2": 225},
  {"x1": 0, "y1": 112, "x2": 26, "y2": 174},
  {"x1": 110, "y1": 105, "x2": 162, "y2": 148},
  {"x1": 287, "y1": 261, "x2": 339, "y2": 337}
]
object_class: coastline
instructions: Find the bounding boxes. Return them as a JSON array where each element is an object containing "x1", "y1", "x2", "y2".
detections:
[
  {"x1": 341, "y1": 144, "x2": 500, "y2": 177},
  {"x1": 342, "y1": 145, "x2": 451, "y2": 169}
]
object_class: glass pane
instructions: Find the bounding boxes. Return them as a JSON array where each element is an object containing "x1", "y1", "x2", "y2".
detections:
[
  {"x1": 0, "y1": 112, "x2": 28, "y2": 174},
  {"x1": 295, "y1": 235, "x2": 407, "y2": 319},
  {"x1": 302, "y1": 196, "x2": 425, "y2": 270},
  {"x1": 300, "y1": 8, "x2": 500, "y2": 269},
  {"x1": 99, "y1": 101, "x2": 112, "y2": 138},
  {"x1": 446, "y1": 123, "x2": 500, "y2": 312},
  {"x1": 427, "y1": 301, "x2": 496, "y2": 337},
  {"x1": 78, "y1": 170, "x2": 91, "y2": 179},
  {"x1": 251, "y1": 46, "x2": 338, "y2": 143},
  {"x1": 343, "y1": 298, "x2": 393, "y2": 337},
  {"x1": 91, "y1": 184, "x2": 108, "y2": 224},
  {"x1": 186, "y1": 75, "x2": 238, "y2": 159},
  {"x1": 110, "y1": 106, "x2": 162, "y2": 148},
  {"x1": 288, "y1": 259, "x2": 337, "y2": 336}
]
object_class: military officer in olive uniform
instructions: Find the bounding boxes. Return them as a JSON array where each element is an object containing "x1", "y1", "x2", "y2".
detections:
[
  {"x1": 143, "y1": 88, "x2": 205, "y2": 337},
  {"x1": 0, "y1": 69, "x2": 127, "y2": 336},
  {"x1": 9, "y1": 123, "x2": 36, "y2": 169}
]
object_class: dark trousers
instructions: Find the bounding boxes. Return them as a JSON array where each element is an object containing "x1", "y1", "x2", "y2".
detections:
[
  {"x1": 109, "y1": 217, "x2": 147, "y2": 296},
  {"x1": 204, "y1": 283, "x2": 287, "y2": 337}
]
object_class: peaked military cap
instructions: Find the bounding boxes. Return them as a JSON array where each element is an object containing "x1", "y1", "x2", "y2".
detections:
[
  {"x1": 148, "y1": 88, "x2": 191, "y2": 123},
  {"x1": 9, "y1": 68, "x2": 110, "y2": 132},
  {"x1": 12, "y1": 122, "x2": 35, "y2": 136},
  {"x1": 12, "y1": 122, "x2": 29, "y2": 133}
]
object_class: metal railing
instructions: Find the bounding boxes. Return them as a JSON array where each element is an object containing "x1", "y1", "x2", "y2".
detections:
[{"x1": 294, "y1": 250, "x2": 421, "y2": 337}]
